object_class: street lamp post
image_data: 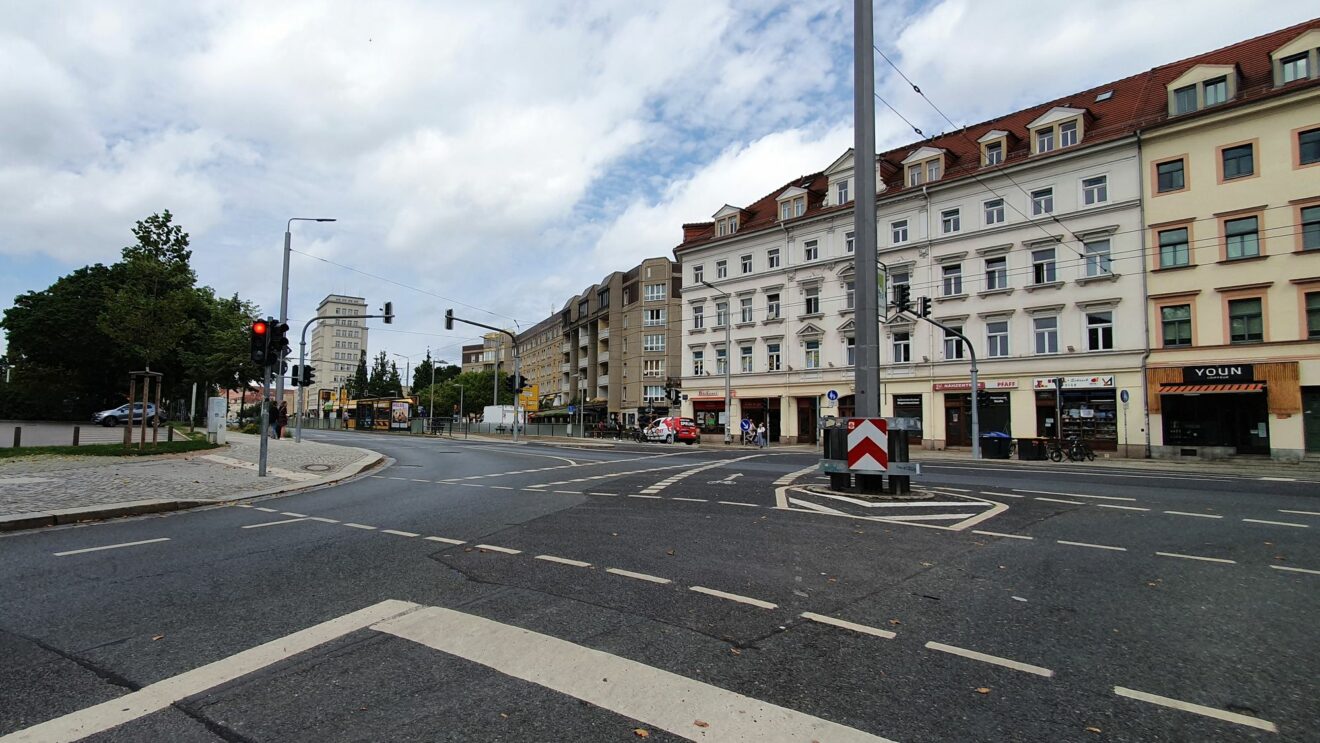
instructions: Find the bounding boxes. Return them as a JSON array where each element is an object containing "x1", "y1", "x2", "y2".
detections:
[
  {"x1": 277, "y1": 217, "x2": 335, "y2": 419},
  {"x1": 700, "y1": 280, "x2": 733, "y2": 444},
  {"x1": 391, "y1": 352, "x2": 411, "y2": 398}
]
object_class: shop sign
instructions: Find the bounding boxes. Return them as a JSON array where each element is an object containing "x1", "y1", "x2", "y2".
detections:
[
  {"x1": 1181, "y1": 365, "x2": 1252, "y2": 383},
  {"x1": 1031, "y1": 375, "x2": 1115, "y2": 390},
  {"x1": 893, "y1": 395, "x2": 923, "y2": 407},
  {"x1": 933, "y1": 380, "x2": 1018, "y2": 391},
  {"x1": 696, "y1": 390, "x2": 738, "y2": 398}
]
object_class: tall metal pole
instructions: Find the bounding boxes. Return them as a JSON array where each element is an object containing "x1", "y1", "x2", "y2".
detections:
[
  {"x1": 969, "y1": 348, "x2": 980, "y2": 460},
  {"x1": 258, "y1": 365, "x2": 272, "y2": 476},
  {"x1": 701, "y1": 281, "x2": 733, "y2": 444},
  {"x1": 512, "y1": 350, "x2": 521, "y2": 443},
  {"x1": 277, "y1": 218, "x2": 334, "y2": 422},
  {"x1": 853, "y1": 0, "x2": 880, "y2": 420},
  {"x1": 491, "y1": 337, "x2": 500, "y2": 408}
]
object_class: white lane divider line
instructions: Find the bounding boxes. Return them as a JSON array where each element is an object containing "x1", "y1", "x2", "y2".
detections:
[
  {"x1": 241, "y1": 518, "x2": 310, "y2": 529},
  {"x1": 475, "y1": 544, "x2": 521, "y2": 555},
  {"x1": 490, "y1": 486, "x2": 514, "y2": 490},
  {"x1": 280, "y1": 512, "x2": 308, "y2": 517},
  {"x1": 552, "y1": 490, "x2": 581, "y2": 495},
  {"x1": 932, "y1": 486, "x2": 972, "y2": 492},
  {"x1": 670, "y1": 497, "x2": 709, "y2": 503},
  {"x1": 1015, "y1": 489, "x2": 1136, "y2": 502},
  {"x1": 875, "y1": 513, "x2": 975, "y2": 522},
  {"x1": 1164, "y1": 511, "x2": 1222, "y2": 519},
  {"x1": 1035, "y1": 497, "x2": 1086, "y2": 505},
  {"x1": 254, "y1": 507, "x2": 279, "y2": 513},
  {"x1": 606, "y1": 568, "x2": 672, "y2": 585},
  {"x1": 381, "y1": 529, "x2": 419, "y2": 538},
  {"x1": 1113, "y1": 686, "x2": 1277, "y2": 733},
  {"x1": 774, "y1": 464, "x2": 819, "y2": 487},
  {"x1": 925, "y1": 641, "x2": 1054, "y2": 678},
  {"x1": 588, "y1": 492, "x2": 617, "y2": 496},
  {"x1": 689, "y1": 586, "x2": 778, "y2": 610},
  {"x1": 628, "y1": 494, "x2": 662, "y2": 499},
  {"x1": 719, "y1": 501, "x2": 760, "y2": 508},
  {"x1": 1270, "y1": 565, "x2": 1320, "y2": 576},
  {"x1": 54, "y1": 538, "x2": 171, "y2": 557},
  {"x1": 1280, "y1": 509, "x2": 1320, "y2": 517},
  {"x1": 410, "y1": 479, "x2": 431, "y2": 483},
  {"x1": 979, "y1": 491, "x2": 1023, "y2": 498},
  {"x1": 972, "y1": 530, "x2": 1034, "y2": 540},
  {"x1": 1094, "y1": 503, "x2": 1151, "y2": 512},
  {"x1": 535, "y1": 554, "x2": 592, "y2": 568},
  {"x1": 1155, "y1": 551, "x2": 1236, "y2": 565},
  {"x1": 307, "y1": 516, "x2": 340, "y2": 523},
  {"x1": 343, "y1": 523, "x2": 377, "y2": 530},
  {"x1": 800, "y1": 612, "x2": 896, "y2": 639},
  {"x1": 234, "y1": 504, "x2": 254, "y2": 508},
  {"x1": 1057, "y1": 540, "x2": 1127, "y2": 552},
  {"x1": 375, "y1": 605, "x2": 898, "y2": 743},
  {"x1": 1258, "y1": 476, "x2": 1297, "y2": 482},
  {"x1": 1241, "y1": 518, "x2": 1308, "y2": 528},
  {"x1": 424, "y1": 536, "x2": 465, "y2": 545}
]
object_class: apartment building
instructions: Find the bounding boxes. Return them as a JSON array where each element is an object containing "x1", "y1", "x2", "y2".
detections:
[
  {"x1": 516, "y1": 314, "x2": 565, "y2": 409},
  {"x1": 1139, "y1": 20, "x2": 1320, "y2": 461},
  {"x1": 460, "y1": 343, "x2": 484, "y2": 374},
  {"x1": 306, "y1": 294, "x2": 369, "y2": 414}
]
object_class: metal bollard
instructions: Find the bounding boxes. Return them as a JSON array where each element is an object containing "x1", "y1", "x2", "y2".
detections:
[
  {"x1": 167, "y1": 426, "x2": 174, "y2": 443},
  {"x1": 888, "y1": 429, "x2": 911, "y2": 495},
  {"x1": 72, "y1": 426, "x2": 80, "y2": 446},
  {"x1": 12, "y1": 426, "x2": 20, "y2": 448}
]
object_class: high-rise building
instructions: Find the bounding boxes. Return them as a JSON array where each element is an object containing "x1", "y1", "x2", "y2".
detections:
[{"x1": 306, "y1": 294, "x2": 369, "y2": 415}]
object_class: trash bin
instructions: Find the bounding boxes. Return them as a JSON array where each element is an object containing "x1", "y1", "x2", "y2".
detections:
[
  {"x1": 1017, "y1": 437, "x2": 1048, "y2": 461},
  {"x1": 980, "y1": 433, "x2": 1012, "y2": 459}
]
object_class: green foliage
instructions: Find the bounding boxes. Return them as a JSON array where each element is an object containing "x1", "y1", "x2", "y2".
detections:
[
  {"x1": 411, "y1": 370, "x2": 506, "y2": 418},
  {"x1": 365, "y1": 350, "x2": 402, "y2": 397}
]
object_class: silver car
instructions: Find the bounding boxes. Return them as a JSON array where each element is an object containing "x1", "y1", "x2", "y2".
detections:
[{"x1": 92, "y1": 403, "x2": 161, "y2": 427}]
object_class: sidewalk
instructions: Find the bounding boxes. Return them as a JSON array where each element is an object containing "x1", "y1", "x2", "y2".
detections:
[{"x1": 0, "y1": 432, "x2": 382, "y2": 532}]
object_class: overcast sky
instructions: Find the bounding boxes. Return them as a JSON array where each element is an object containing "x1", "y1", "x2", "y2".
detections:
[{"x1": 2, "y1": 1, "x2": 1314, "y2": 363}]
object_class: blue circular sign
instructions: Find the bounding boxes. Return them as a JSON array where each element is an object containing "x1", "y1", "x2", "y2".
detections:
[
  {"x1": 1119, "y1": 390, "x2": 1129, "y2": 404},
  {"x1": 826, "y1": 389, "x2": 839, "y2": 401},
  {"x1": 568, "y1": 405, "x2": 576, "y2": 413},
  {"x1": 740, "y1": 419, "x2": 752, "y2": 431}
]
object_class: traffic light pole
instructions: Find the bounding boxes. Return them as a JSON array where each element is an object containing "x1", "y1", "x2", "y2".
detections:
[
  {"x1": 258, "y1": 364, "x2": 273, "y2": 476},
  {"x1": 905, "y1": 312, "x2": 980, "y2": 460},
  {"x1": 293, "y1": 310, "x2": 394, "y2": 444},
  {"x1": 445, "y1": 310, "x2": 521, "y2": 443}
]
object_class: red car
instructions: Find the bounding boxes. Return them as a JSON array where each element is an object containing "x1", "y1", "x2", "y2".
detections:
[{"x1": 674, "y1": 417, "x2": 701, "y2": 444}]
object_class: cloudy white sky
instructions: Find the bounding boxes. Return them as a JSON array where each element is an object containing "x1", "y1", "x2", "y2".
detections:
[{"x1": 2, "y1": 0, "x2": 1315, "y2": 362}]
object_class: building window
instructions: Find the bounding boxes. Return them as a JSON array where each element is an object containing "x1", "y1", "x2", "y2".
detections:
[
  {"x1": 740, "y1": 346, "x2": 753, "y2": 373},
  {"x1": 944, "y1": 326, "x2": 964, "y2": 359},
  {"x1": 845, "y1": 336, "x2": 855, "y2": 367},
  {"x1": 845, "y1": 231, "x2": 855, "y2": 253},
  {"x1": 984, "y1": 198, "x2": 1005, "y2": 225},
  {"x1": 1036, "y1": 127, "x2": 1054, "y2": 153},
  {"x1": 1086, "y1": 311, "x2": 1114, "y2": 351},
  {"x1": 845, "y1": 280, "x2": 855, "y2": 310},
  {"x1": 643, "y1": 333, "x2": 666, "y2": 352},
  {"x1": 1031, "y1": 187, "x2": 1053, "y2": 215},
  {"x1": 715, "y1": 302, "x2": 728, "y2": 327},
  {"x1": 768, "y1": 248, "x2": 780, "y2": 268},
  {"x1": 740, "y1": 254, "x2": 753, "y2": 274},
  {"x1": 1224, "y1": 216, "x2": 1260, "y2": 260},
  {"x1": 1303, "y1": 205, "x2": 1320, "y2": 251},
  {"x1": 693, "y1": 265, "x2": 703, "y2": 284},
  {"x1": 837, "y1": 180, "x2": 850, "y2": 204},
  {"x1": 908, "y1": 166, "x2": 922, "y2": 187},
  {"x1": 942, "y1": 264, "x2": 963, "y2": 296},
  {"x1": 1032, "y1": 248, "x2": 1057, "y2": 284},
  {"x1": 1307, "y1": 293, "x2": 1320, "y2": 339},
  {"x1": 804, "y1": 287, "x2": 820, "y2": 315},
  {"x1": 804, "y1": 240, "x2": 819, "y2": 261},
  {"x1": 986, "y1": 321, "x2": 1009, "y2": 357},
  {"x1": 766, "y1": 293, "x2": 781, "y2": 320},
  {"x1": 890, "y1": 270, "x2": 910, "y2": 305},
  {"x1": 1059, "y1": 120, "x2": 1077, "y2": 148},
  {"x1": 692, "y1": 305, "x2": 705, "y2": 329},
  {"x1": 643, "y1": 385, "x2": 666, "y2": 402},
  {"x1": 1203, "y1": 76, "x2": 1228, "y2": 106},
  {"x1": 767, "y1": 343, "x2": 782, "y2": 371},
  {"x1": 1282, "y1": 53, "x2": 1310, "y2": 83},
  {"x1": 1222, "y1": 144, "x2": 1254, "y2": 180},
  {"x1": 1174, "y1": 85, "x2": 1197, "y2": 114},
  {"x1": 715, "y1": 347, "x2": 727, "y2": 375},
  {"x1": 643, "y1": 359, "x2": 664, "y2": 378},
  {"x1": 1082, "y1": 175, "x2": 1108, "y2": 205},
  {"x1": 739, "y1": 297, "x2": 753, "y2": 323},
  {"x1": 892, "y1": 332, "x2": 911, "y2": 363},
  {"x1": 1228, "y1": 298, "x2": 1264, "y2": 343},
  {"x1": 891, "y1": 220, "x2": 909, "y2": 244},
  {"x1": 644, "y1": 308, "x2": 666, "y2": 326},
  {"x1": 795, "y1": 197, "x2": 806, "y2": 217},
  {"x1": 1159, "y1": 227, "x2": 1190, "y2": 268},
  {"x1": 715, "y1": 260, "x2": 727, "y2": 279},
  {"x1": 644, "y1": 283, "x2": 666, "y2": 301},
  {"x1": 1300, "y1": 128, "x2": 1320, "y2": 165},
  {"x1": 926, "y1": 159, "x2": 941, "y2": 182},
  {"x1": 1156, "y1": 159, "x2": 1185, "y2": 192},
  {"x1": 1034, "y1": 316, "x2": 1058, "y2": 354},
  {"x1": 804, "y1": 340, "x2": 820, "y2": 369},
  {"x1": 984, "y1": 141, "x2": 1003, "y2": 165},
  {"x1": 1161, "y1": 304, "x2": 1192, "y2": 347},
  {"x1": 985, "y1": 256, "x2": 1007, "y2": 290},
  {"x1": 941, "y1": 209, "x2": 960, "y2": 234},
  {"x1": 598, "y1": 288, "x2": 610, "y2": 308},
  {"x1": 1084, "y1": 239, "x2": 1112, "y2": 277}
]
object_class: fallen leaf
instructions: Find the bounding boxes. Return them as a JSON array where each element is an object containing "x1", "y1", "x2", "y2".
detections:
[
  {"x1": 920, "y1": 561, "x2": 934, "y2": 567},
  {"x1": 500, "y1": 713, "x2": 509, "y2": 719},
  {"x1": 1086, "y1": 726, "x2": 1102, "y2": 734},
  {"x1": 694, "y1": 720, "x2": 710, "y2": 728},
  {"x1": 666, "y1": 549, "x2": 675, "y2": 556},
  {"x1": 151, "y1": 635, "x2": 164, "y2": 641},
  {"x1": 976, "y1": 687, "x2": 991, "y2": 695},
  {"x1": 888, "y1": 619, "x2": 901, "y2": 626},
  {"x1": 633, "y1": 728, "x2": 650, "y2": 738},
  {"x1": 730, "y1": 648, "x2": 742, "y2": 655},
  {"x1": 612, "y1": 532, "x2": 619, "y2": 537},
  {"x1": 826, "y1": 577, "x2": 837, "y2": 583}
]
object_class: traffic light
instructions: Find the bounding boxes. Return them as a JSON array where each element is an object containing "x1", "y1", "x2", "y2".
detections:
[
  {"x1": 894, "y1": 284, "x2": 911, "y2": 313},
  {"x1": 444, "y1": 308, "x2": 454, "y2": 330},
  {"x1": 289, "y1": 364, "x2": 301, "y2": 387},
  {"x1": 383, "y1": 301, "x2": 394, "y2": 324},
  {"x1": 267, "y1": 320, "x2": 290, "y2": 365},
  {"x1": 916, "y1": 295, "x2": 932, "y2": 318},
  {"x1": 301, "y1": 365, "x2": 315, "y2": 387},
  {"x1": 250, "y1": 320, "x2": 269, "y2": 365}
]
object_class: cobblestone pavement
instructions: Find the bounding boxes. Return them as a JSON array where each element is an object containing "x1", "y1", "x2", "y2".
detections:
[{"x1": 0, "y1": 432, "x2": 380, "y2": 516}]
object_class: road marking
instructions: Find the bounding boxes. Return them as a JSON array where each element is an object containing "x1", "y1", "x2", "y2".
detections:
[
  {"x1": 719, "y1": 501, "x2": 760, "y2": 507},
  {"x1": 552, "y1": 490, "x2": 580, "y2": 495},
  {"x1": 1280, "y1": 509, "x2": 1320, "y2": 516},
  {"x1": 307, "y1": 516, "x2": 340, "y2": 523},
  {"x1": 343, "y1": 523, "x2": 376, "y2": 530},
  {"x1": 234, "y1": 504, "x2": 253, "y2": 508},
  {"x1": 1094, "y1": 503, "x2": 1150, "y2": 512},
  {"x1": 53, "y1": 538, "x2": 171, "y2": 557},
  {"x1": 1242, "y1": 518, "x2": 1308, "y2": 528},
  {"x1": 1057, "y1": 540, "x2": 1127, "y2": 552},
  {"x1": 1155, "y1": 551, "x2": 1236, "y2": 564},
  {"x1": 254, "y1": 507, "x2": 279, "y2": 513},
  {"x1": 280, "y1": 512, "x2": 308, "y2": 517},
  {"x1": 1164, "y1": 511, "x2": 1222, "y2": 519},
  {"x1": 1015, "y1": 489, "x2": 1136, "y2": 502},
  {"x1": 800, "y1": 612, "x2": 896, "y2": 639},
  {"x1": 375, "y1": 605, "x2": 896, "y2": 743},
  {"x1": 774, "y1": 463, "x2": 818, "y2": 486},
  {"x1": 457, "y1": 483, "x2": 484, "y2": 488},
  {"x1": 688, "y1": 586, "x2": 778, "y2": 609},
  {"x1": 979, "y1": 491, "x2": 1023, "y2": 498},
  {"x1": 424, "y1": 536, "x2": 465, "y2": 545},
  {"x1": 588, "y1": 491, "x2": 616, "y2": 496},
  {"x1": 489, "y1": 485, "x2": 513, "y2": 490},
  {"x1": 388, "y1": 476, "x2": 407, "y2": 480},
  {"x1": 1034, "y1": 497, "x2": 1085, "y2": 505},
  {"x1": 875, "y1": 513, "x2": 976, "y2": 522},
  {"x1": 3, "y1": 600, "x2": 421, "y2": 742},
  {"x1": 925, "y1": 641, "x2": 1054, "y2": 678},
  {"x1": 1270, "y1": 565, "x2": 1320, "y2": 575},
  {"x1": 535, "y1": 555, "x2": 592, "y2": 568},
  {"x1": 972, "y1": 530, "x2": 1033, "y2": 540},
  {"x1": 240, "y1": 518, "x2": 310, "y2": 529},
  {"x1": 1113, "y1": 686, "x2": 1278, "y2": 733},
  {"x1": 606, "y1": 568, "x2": 672, "y2": 584},
  {"x1": 381, "y1": 529, "x2": 419, "y2": 538},
  {"x1": 628, "y1": 494, "x2": 662, "y2": 499},
  {"x1": 788, "y1": 497, "x2": 848, "y2": 515},
  {"x1": 475, "y1": 544, "x2": 521, "y2": 554},
  {"x1": 670, "y1": 497, "x2": 708, "y2": 503},
  {"x1": 410, "y1": 478, "x2": 430, "y2": 483},
  {"x1": 1258, "y1": 476, "x2": 1296, "y2": 482}
]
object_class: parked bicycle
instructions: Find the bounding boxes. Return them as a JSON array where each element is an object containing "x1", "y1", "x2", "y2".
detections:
[{"x1": 1048, "y1": 436, "x2": 1095, "y2": 462}]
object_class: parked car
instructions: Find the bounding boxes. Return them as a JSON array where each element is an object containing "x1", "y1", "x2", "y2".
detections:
[
  {"x1": 644, "y1": 416, "x2": 701, "y2": 444},
  {"x1": 674, "y1": 417, "x2": 701, "y2": 444},
  {"x1": 92, "y1": 403, "x2": 161, "y2": 427}
]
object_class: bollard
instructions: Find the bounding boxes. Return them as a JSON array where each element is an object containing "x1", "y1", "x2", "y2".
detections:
[
  {"x1": 72, "y1": 426, "x2": 80, "y2": 446},
  {"x1": 888, "y1": 428, "x2": 910, "y2": 495},
  {"x1": 167, "y1": 426, "x2": 174, "y2": 443},
  {"x1": 12, "y1": 426, "x2": 20, "y2": 448}
]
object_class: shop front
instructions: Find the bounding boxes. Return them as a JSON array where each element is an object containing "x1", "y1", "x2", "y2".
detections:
[
  {"x1": 1146, "y1": 362, "x2": 1311, "y2": 459},
  {"x1": 892, "y1": 394, "x2": 923, "y2": 446},
  {"x1": 739, "y1": 397, "x2": 782, "y2": 443},
  {"x1": 692, "y1": 397, "x2": 727, "y2": 436},
  {"x1": 937, "y1": 381, "x2": 1016, "y2": 447},
  {"x1": 1031, "y1": 376, "x2": 1118, "y2": 450},
  {"x1": 795, "y1": 396, "x2": 819, "y2": 445}
]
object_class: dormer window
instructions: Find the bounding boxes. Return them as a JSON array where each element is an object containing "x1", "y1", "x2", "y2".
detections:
[
  {"x1": 1204, "y1": 77, "x2": 1228, "y2": 106},
  {"x1": 1166, "y1": 64, "x2": 1238, "y2": 115},
  {"x1": 1282, "y1": 53, "x2": 1309, "y2": 83},
  {"x1": 1036, "y1": 128, "x2": 1054, "y2": 153},
  {"x1": 985, "y1": 141, "x2": 1002, "y2": 165},
  {"x1": 1059, "y1": 120, "x2": 1077, "y2": 147},
  {"x1": 836, "y1": 180, "x2": 850, "y2": 204},
  {"x1": 711, "y1": 205, "x2": 743, "y2": 237},
  {"x1": 1027, "y1": 108, "x2": 1086, "y2": 155},
  {"x1": 775, "y1": 187, "x2": 808, "y2": 221},
  {"x1": 1173, "y1": 85, "x2": 1197, "y2": 114},
  {"x1": 977, "y1": 130, "x2": 1009, "y2": 167},
  {"x1": 901, "y1": 146, "x2": 946, "y2": 187},
  {"x1": 1271, "y1": 30, "x2": 1320, "y2": 86}
]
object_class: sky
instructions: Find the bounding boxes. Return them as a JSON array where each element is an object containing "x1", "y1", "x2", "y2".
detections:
[{"x1": 1, "y1": 0, "x2": 1315, "y2": 365}]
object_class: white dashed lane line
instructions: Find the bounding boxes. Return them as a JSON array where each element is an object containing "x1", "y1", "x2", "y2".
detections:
[
  {"x1": 1056, "y1": 540, "x2": 1127, "y2": 552},
  {"x1": 689, "y1": 586, "x2": 778, "y2": 610},
  {"x1": 424, "y1": 536, "x2": 465, "y2": 545},
  {"x1": 800, "y1": 612, "x2": 896, "y2": 639},
  {"x1": 1164, "y1": 511, "x2": 1221, "y2": 519},
  {"x1": 241, "y1": 518, "x2": 310, "y2": 529},
  {"x1": 1155, "y1": 551, "x2": 1235, "y2": 565},
  {"x1": 1241, "y1": 518, "x2": 1308, "y2": 528},
  {"x1": 606, "y1": 568, "x2": 672, "y2": 585},
  {"x1": 1271, "y1": 565, "x2": 1320, "y2": 576},
  {"x1": 1280, "y1": 509, "x2": 1320, "y2": 517},
  {"x1": 381, "y1": 529, "x2": 419, "y2": 538},
  {"x1": 343, "y1": 523, "x2": 377, "y2": 530},
  {"x1": 53, "y1": 538, "x2": 171, "y2": 557},
  {"x1": 475, "y1": 544, "x2": 521, "y2": 555},
  {"x1": 535, "y1": 554, "x2": 593, "y2": 568},
  {"x1": 925, "y1": 641, "x2": 1054, "y2": 678},
  {"x1": 973, "y1": 530, "x2": 1034, "y2": 540},
  {"x1": 1014, "y1": 489, "x2": 1136, "y2": 502},
  {"x1": 1113, "y1": 686, "x2": 1277, "y2": 733},
  {"x1": 1034, "y1": 497, "x2": 1086, "y2": 505}
]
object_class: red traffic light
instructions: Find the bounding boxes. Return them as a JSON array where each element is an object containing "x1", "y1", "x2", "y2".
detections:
[{"x1": 253, "y1": 321, "x2": 268, "y2": 335}]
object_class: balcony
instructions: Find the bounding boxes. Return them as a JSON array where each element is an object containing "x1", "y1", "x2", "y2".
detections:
[
  {"x1": 560, "y1": 381, "x2": 570, "y2": 392},
  {"x1": 560, "y1": 362, "x2": 570, "y2": 373},
  {"x1": 561, "y1": 343, "x2": 571, "y2": 354},
  {"x1": 598, "y1": 327, "x2": 610, "y2": 341},
  {"x1": 598, "y1": 351, "x2": 610, "y2": 364},
  {"x1": 597, "y1": 375, "x2": 610, "y2": 387},
  {"x1": 577, "y1": 357, "x2": 589, "y2": 369}
]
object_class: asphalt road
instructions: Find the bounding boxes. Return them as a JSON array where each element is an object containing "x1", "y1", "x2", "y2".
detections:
[{"x1": 1, "y1": 433, "x2": 1317, "y2": 742}]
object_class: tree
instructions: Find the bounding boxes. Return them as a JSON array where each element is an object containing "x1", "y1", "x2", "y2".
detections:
[
  {"x1": 183, "y1": 291, "x2": 263, "y2": 403},
  {"x1": 412, "y1": 370, "x2": 505, "y2": 419},
  {"x1": 349, "y1": 350, "x2": 369, "y2": 398},
  {"x1": 412, "y1": 351, "x2": 434, "y2": 394},
  {"x1": 366, "y1": 351, "x2": 398, "y2": 397},
  {"x1": 386, "y1": 361, "x2": 403, "y2": 397}
]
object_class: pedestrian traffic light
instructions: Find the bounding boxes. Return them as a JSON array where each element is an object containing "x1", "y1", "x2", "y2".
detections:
[
  {"x1": 384, "y1": 301, "x2": 394, "y2": 324},
  {"x1": 894, "y1": 284, "x2": 911, "y2": 313},
  {"x1": 289, "y1": 364, "x2": 301, "y2": 387},
  {"x1": 916, "y1": 295, "x2": 932, "y2": 318},
  {"x1": 301, "y1": 365, "x2": 315, "y2": 387},
  {"x1": 250, "y1": 320, "x2": 269, "y2": 365},
  {"x1": 444, "y1": 308, "x2": 454, "y2": 330}
]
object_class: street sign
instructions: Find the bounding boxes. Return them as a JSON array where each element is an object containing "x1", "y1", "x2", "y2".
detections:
[
  {"x1": 886, "y1": 461, "x2": 921, "y2": 476},
  {"x1": 740, "y1": 419, "x2": 751, "y2": 432},
  {"x1": 519, "y1": 384, "x2": 540, "y2": 412},
  {"x1": 826, "y1": 389, "x2": 839, "y2": 401},
  {"x1": 567, "y1": 405, "x2": 576, "y2": 413},
  {"x1": 846, "y1": 418, "x2": 889, "y2": 472},
  {"x1": 1120, "y1": 389, "x2": 1130, "y2": 404}
]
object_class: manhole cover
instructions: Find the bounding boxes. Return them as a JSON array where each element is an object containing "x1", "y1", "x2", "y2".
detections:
[{"x1": 302, "y1": 464, "x2": 334, "y2": 473}]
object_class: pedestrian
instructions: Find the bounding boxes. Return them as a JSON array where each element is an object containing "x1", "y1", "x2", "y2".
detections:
[
  {"x1": 276, "y1": 401, "x2": 289, "y2": 439},
  {"x1": 756, "y1": 421, "x2": 767, "y2": 448}
]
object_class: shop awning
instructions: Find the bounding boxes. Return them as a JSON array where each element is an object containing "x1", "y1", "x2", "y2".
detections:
[{"x1": 1160, "y1": 383, "x2": 1265, "y2": 394}]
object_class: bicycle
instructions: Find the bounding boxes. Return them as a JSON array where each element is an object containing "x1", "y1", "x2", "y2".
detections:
[{"x1": 1048, "y1": 436, "x2": 1095, "y2": 462}]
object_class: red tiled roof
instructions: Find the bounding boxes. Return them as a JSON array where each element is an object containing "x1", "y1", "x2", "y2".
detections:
[{"x1": 673, "y1": 17, "x2": 1320, "y2": 255}]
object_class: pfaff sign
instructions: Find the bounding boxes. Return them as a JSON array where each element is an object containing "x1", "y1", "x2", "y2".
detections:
[{"x1": 1182, "y1": 365, "x2": 1252, "y2": 383}]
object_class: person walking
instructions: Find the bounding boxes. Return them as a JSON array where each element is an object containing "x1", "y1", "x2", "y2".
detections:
[
  {"x1": 276, "y1": 401, "x2": 289, "y2": 439},
  {"x1": 756, "y1": 421, "x2": 767, "y2": 448}
]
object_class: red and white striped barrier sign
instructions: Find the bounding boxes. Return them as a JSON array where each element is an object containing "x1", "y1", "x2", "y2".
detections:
[{"x1": 846, "y1": 418, "x2": 889, "y2": 472}]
